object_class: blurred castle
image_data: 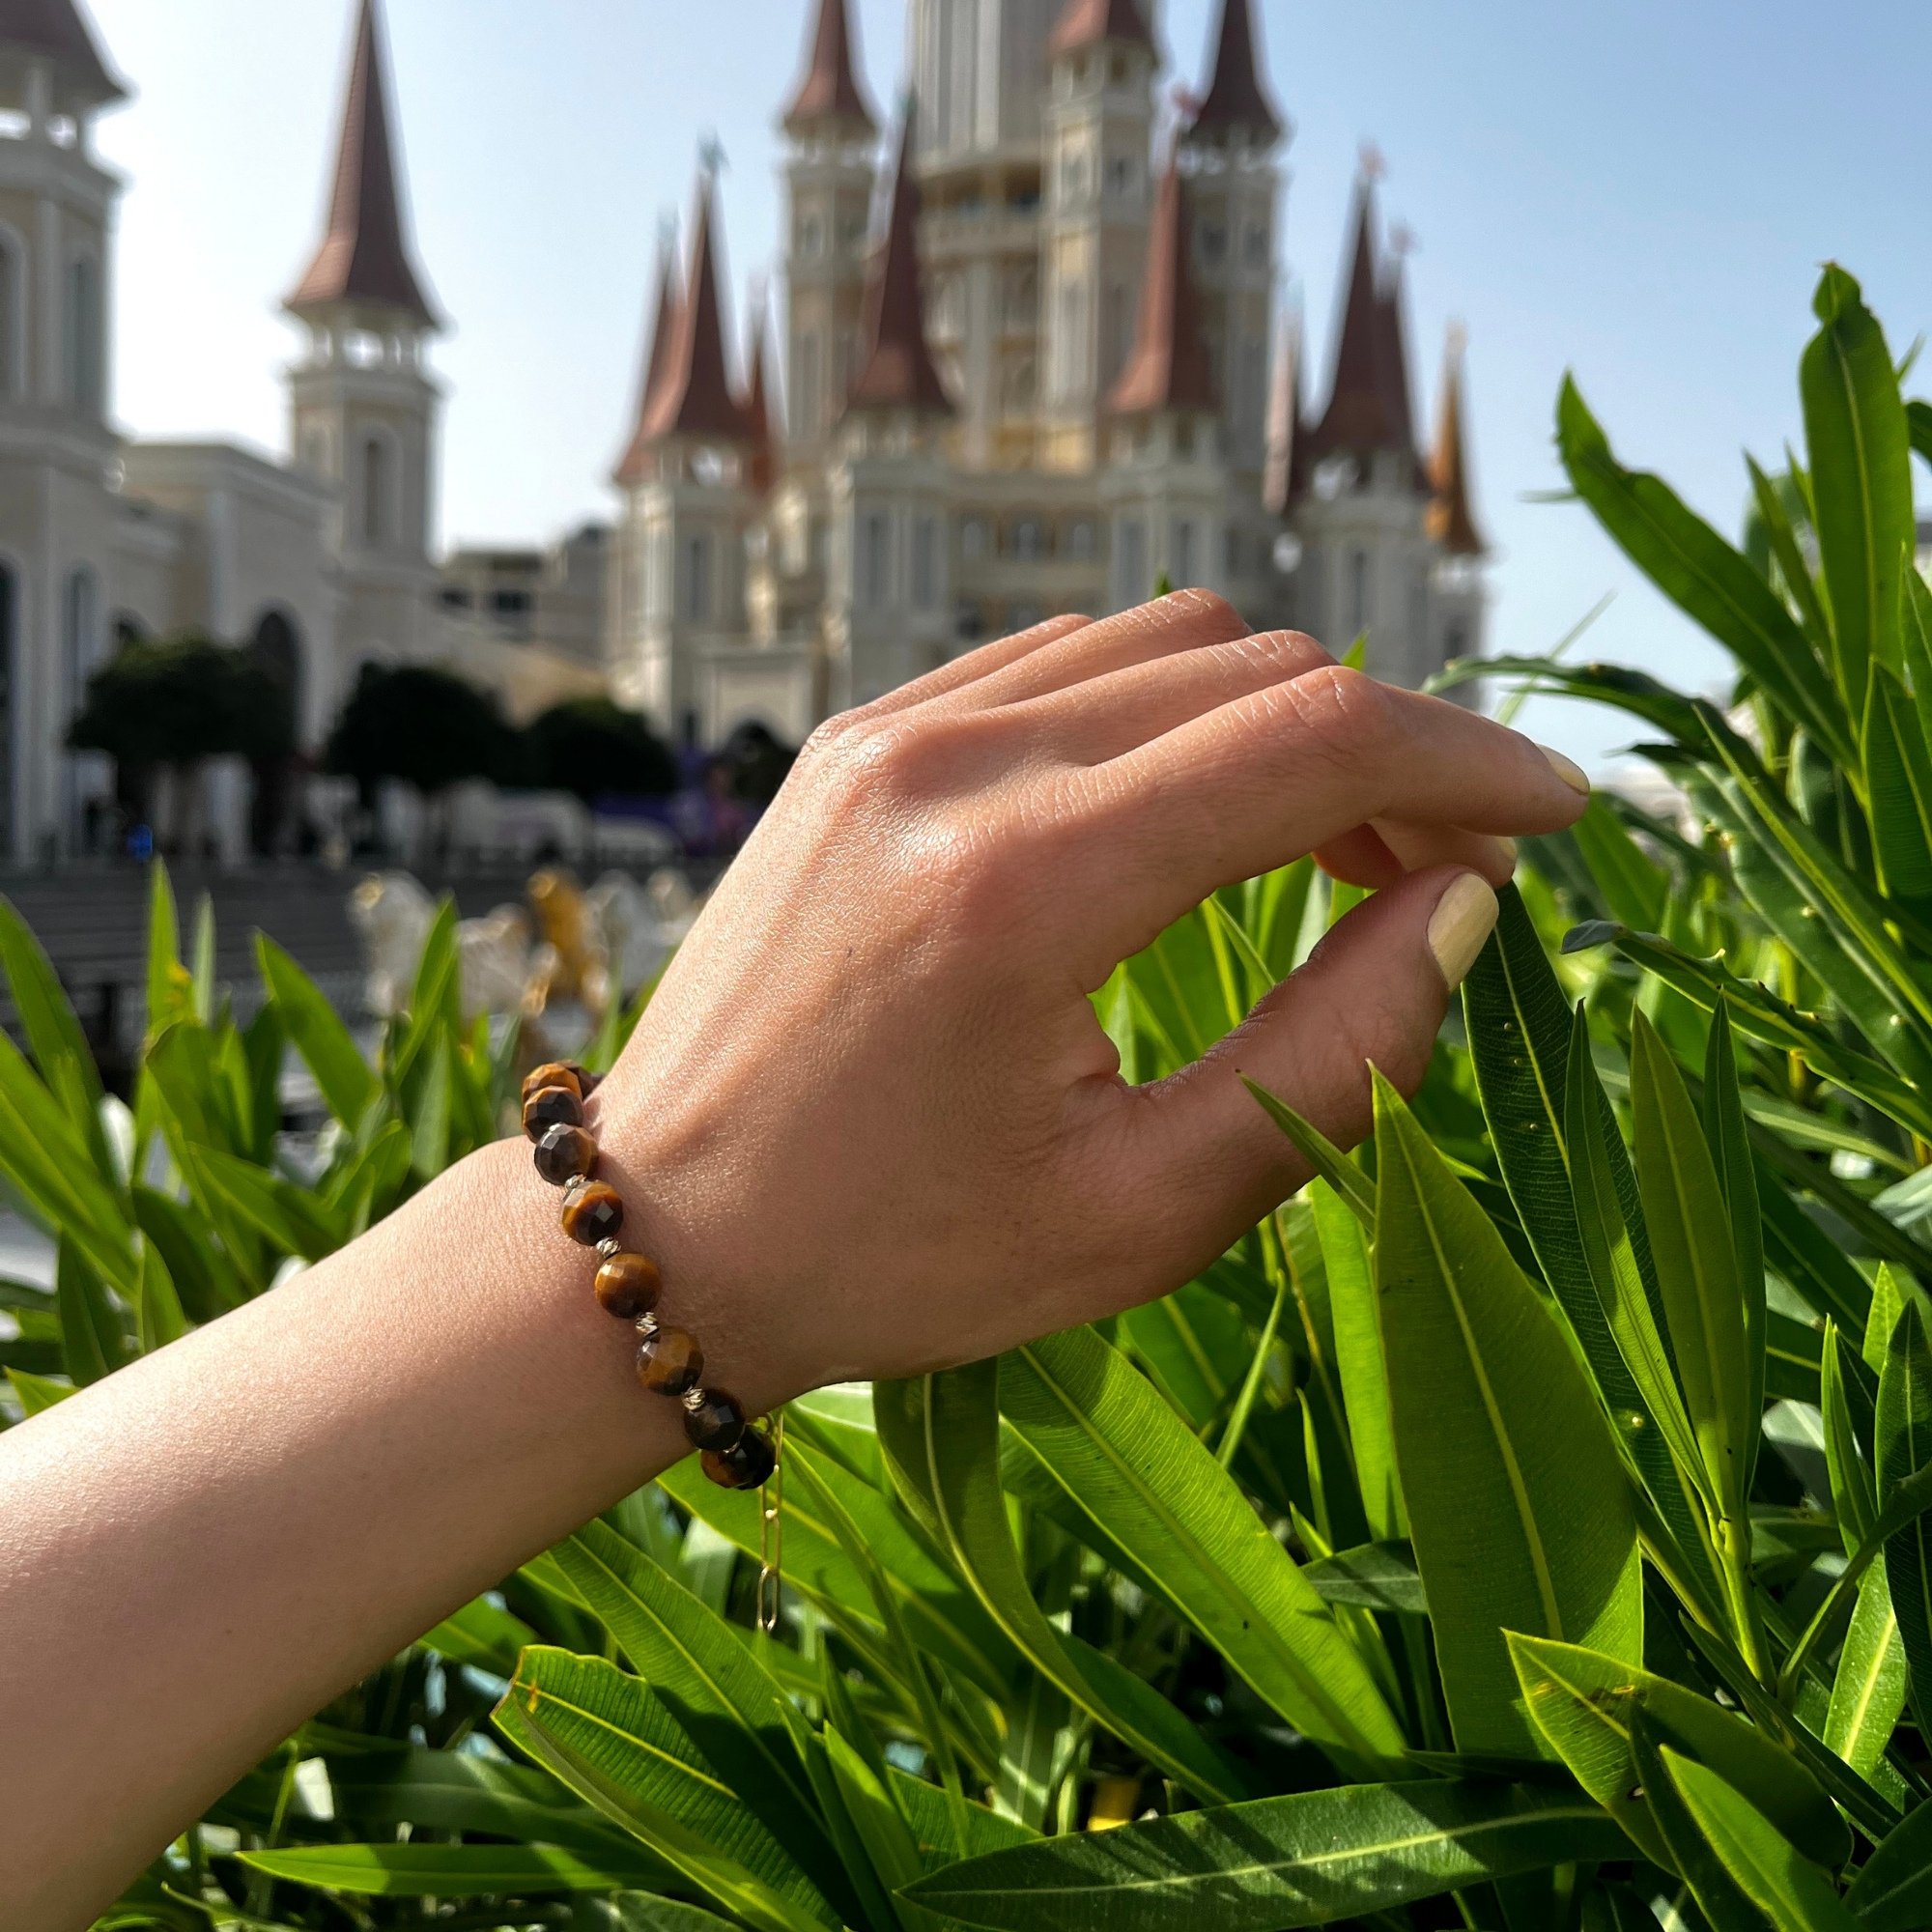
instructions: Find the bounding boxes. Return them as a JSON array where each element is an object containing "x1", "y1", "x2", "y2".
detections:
[{"x1": 0, "y1": 0, "x2": 1488, "y2": 866}]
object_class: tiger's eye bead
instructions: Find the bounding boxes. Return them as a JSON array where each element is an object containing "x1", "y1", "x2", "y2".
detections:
[
  {"x1": 636, "y1": 1325, "x2": 703, "y2": 1395},
  {"x1": 683, "y1": 1387, "x2": 746, "y2": 1452},
  {"x1": 534, "y1": 1123, "x2": 596, "y2": 1186},
  {"x1": 522, "y1": 1084, "x2": 583, "y2": 1141},
  {"x1": 702, "y1": 1426, "x2": 776, "y2": 1490},
  {"x1": 522, "y1": 1061, "x2": 582, "y2": 1104},
  {"x1": 594, "y1": 1251, "x2": 661, "y2": 1321},
  {"x1": 569, "y1": 1063, "x2": 603, "y2": 1097},
  {"x1": 561, "y1": 1179, "x2": 624, "y2": 1245}
]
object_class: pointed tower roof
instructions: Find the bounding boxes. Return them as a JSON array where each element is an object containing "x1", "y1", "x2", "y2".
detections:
[
  {"x1": 781, "y1": 0, "x2": 876, "y2": 136},
  {"x1": 742, "y1": 295, "x2": 778, "y2": 493},
  {"x1": 1426, "y1": 329, "x2": 1486, "y2": 555},
  {"x1": 1110, "y1": 155, "x2": 1215, "y2": 417},
  {"x1": 845, "y1": 117, "x2": 953, "y2": 417},
  {"x1": 0, "y1": 0, "x2": 125, "y2": 108},
  {"x1": 1375, "y1": 245, "x2": 1418, "y2": 457},
  {"x1": 1309, "y1": 174, "x2": 1410, "y2": 467},
  {"x1": 286, "y1": 0, "x2": 438, "y2": 326},
  {"x1": 613, "y1": 230, "x2": 684, "y2": 485},
  {"x1": 1048, "y1": 0, "x2": 1154, "y2": 60},
  {"x1": 640, "y1": 170, "x2": 752, "y2": 444},
  {"x1": 1189, "y1": 0, "x2": 1282, "y2": 145}
]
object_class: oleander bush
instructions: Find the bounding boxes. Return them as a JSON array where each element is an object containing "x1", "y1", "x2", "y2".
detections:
[{"x1": 9, "y1": 262, "x2": 1932, "y2": 1928}]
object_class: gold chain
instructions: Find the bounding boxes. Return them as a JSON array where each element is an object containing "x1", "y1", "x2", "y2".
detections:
[{"x1": 757, "y1": 1406, "x2": 785, "y2": 1635}]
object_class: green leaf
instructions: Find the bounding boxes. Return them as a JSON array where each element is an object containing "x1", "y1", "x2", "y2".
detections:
[
  {"x1": 1374, "y1": 1075, "x2": 1642, "y2": 1758},
  {"x1": 56, "y1": 1236, "x2": 128, "y2": 1384},
  {"x1": 1623, "y1": 1716, "x2": 1760, "y2": 1932},
  {"x1": 256, "y1": 934, "x2": 377, "y2": 1130},
  {"x1": 134, "y1": 1241, "x2": 187, "y2": 1354},
  {"x1": 6, "y1": 1366, "x2": 74, "y2": 1414},
  {"x1": 1571, "y1": 795, "x2": 1670, "y2": 930},
  {"x1": 901, "y1": 1779, "x2": 1628, "y2": 1932},
  {"x1": 1701, "y1": 1001, "x2": 1766, "y2": 1495},
  {"x1": 235, "y1": 1842, "x2": 665, "y2": 1895},
  {"x1": 1507, "y1": 1633, "x2": 1848, "y2": 1871},
  {"x1": 553, "y1": 1520, "x2": 854, "y2": 1918},
  {"x1": 1313, "y1": 1181, "x2": 1403, "y2": 1540},
  {"x1": 1302, "y1": 1542, "x2": 1426, "y2": 1613},
  {"x1": 919, "y1": 1358, "x2": 1255, "y2": 1804},
  {"x1": 1824, "y1": 1564, "x2": 1905, "y2": 1784},
  {"x1": 1802, "y1": 264, "x2": 1914, "y2": 717},
  {"x1": 0, "y1": 895, "x2": 107, "y2": 1168},
  {"x1": 1555, "y1": 375, "x2": 1851, "y2": 760},
  {"x1": 1002, "y1": 1324, "x2": 1406, "y2": 1774},
  {"x1": 1630, "y1": 1011, "x2": 1751, "y2": 1518},
  {"x1": 1864, "y1": 667, "x2": 1932, "y2": 905},
  {"x1": 1845, "y1": 1794, "x2": 1932, "y2": 1929},
  {"x1": 1876, "y1": 1295, "x2": 1932, "y2": 1738},
  {"x1": 142, "y1": 859, "x2": 188, "y2": 1041},
  {"x1": 495, "y1": 1648, "x2": 838, "y2": 1932},
  {"x1": 1662, "y1": 1748, "x2": 1860, "y2": 1932},
  {"x1": 192, "y1": 1145, "x2": 343, "y2": 1263},
  {"x1": 1746, "y1": 452, "x2": 1833, "y2": 651},
  {"x1": 1243, "y1": 1080, "x2": 1375, "y2": 1225}
]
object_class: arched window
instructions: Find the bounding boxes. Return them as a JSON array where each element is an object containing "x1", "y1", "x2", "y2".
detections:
[
  {"x1": 64, "y1": 255, "x2": 102, "y2": 415},
  {"x1": 361, "y1": 433, "x2": 394, "y2": 546}
]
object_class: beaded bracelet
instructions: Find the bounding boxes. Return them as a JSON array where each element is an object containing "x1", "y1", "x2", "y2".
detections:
[{"x1": 520, "y1": 1061, "x2": 778, "y2": 1493}]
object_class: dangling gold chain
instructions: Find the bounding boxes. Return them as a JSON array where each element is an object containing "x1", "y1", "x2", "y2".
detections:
[{"x1": 757, "y1": 1406, "x2": 785, "y2": 1635}]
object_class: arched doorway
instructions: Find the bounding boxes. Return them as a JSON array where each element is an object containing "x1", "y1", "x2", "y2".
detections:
[
  {"x1": 62, "y1": 566, "x2": 102, "y2": 854},
  {"x1": 246, "y1": 609, "x2": 304, "y2": 858}
]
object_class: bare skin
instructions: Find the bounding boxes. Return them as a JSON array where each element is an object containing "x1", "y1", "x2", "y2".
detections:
[{"x1": 0, "y1": 593, "x2": 1588, "y2": 1926}]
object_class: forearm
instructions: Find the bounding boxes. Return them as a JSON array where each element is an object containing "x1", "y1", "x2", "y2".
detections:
[{"x1": 0, "y1": 1131, "x2": 711, "y2": 1927}]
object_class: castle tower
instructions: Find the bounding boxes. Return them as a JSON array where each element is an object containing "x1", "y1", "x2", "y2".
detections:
[
  {"x1": 1037, "y1": 0, "x2": 1157, "y2": 473},
  {"x1": 1425, "y1": 326, "x2": 1487, "y2": 673},
  {"x1": 609, "y1": 166, "x2": 754, "y2": 742},
  {"x1": 907, "y1": 0, "x2": 1060, "y2": 469},
  {"x1": 0, "y1": 0, "x2": 127, "y2": 861},
  {"x1": 1294, "y1": 170, "x2": 1444, "y2": 686},
  {"x1": 284, "y1": 0, "x2": 442, "y2": 710},
  {"x1": 1178, "y1": 0, "x2": 1282, "y2": 483},
  {"x1": 1099, "y1": 153, "x2": 1229, "y2": 609},
  {"x1": 780, "y1": 0, "x2": 877, "y2": 459},
  {"x1": 827, "y1": 116, "x2": 955, "y2": 709}
]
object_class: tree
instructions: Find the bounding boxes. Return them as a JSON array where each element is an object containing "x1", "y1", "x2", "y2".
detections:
[
  {"x1": 518, "y1": 696, "x2": 677, "y2": 803},
  {"x1": 69, "y1": 633, "x2": 295, "y2": 842},
  {"x1": 324, "y1": 662, "x2": 516, "y2": 807}
]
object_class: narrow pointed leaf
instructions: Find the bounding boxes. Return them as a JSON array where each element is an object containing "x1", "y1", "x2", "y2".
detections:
[
  {"x1": 1864, "y1": 666, "x2": 1932, "y2": 904},
  {"x1": 1374, "y1": 1076, "x2": 1642, "y2": 1758},
  {"x1": 1244, "y1": 1079, "x2": 1374, "y2": 1225},
  {"x1": 1876, "y1": 1296, "x2": 1932, "y2": 1738},
  {"x1": 1821, "y1": 1324, "x2": 1877, "y2": 1552},
  {"x1": 257, "y1": 933, "x2": 378, "y2": 1130},
  {"x1": 1845, "y1": 1795, "x2": 1932, "y2": 1928},
  {"x1": 1824, "y1": 1565, "x2": 1905, "y2": 1784},
  {"x1": 1313, "y1": 1180, "x2": 1404, "y2": 1540},
  {"x1": 1701, "y1": 1001, "x2": 1766, "y2": 1492},
  {"x1": 901, "y1": 1779, "x2": 1628, "y2": 1932},
  {"x1": 235, "y1": 1843, "x2": 666, "y2": 1895}
]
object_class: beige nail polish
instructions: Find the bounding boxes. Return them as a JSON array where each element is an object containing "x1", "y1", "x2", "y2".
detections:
[
  {"x1": 1428, "y1": 873, "x2": 1500, "y2": 991},
  {"x1": 1539, "y1": 743, "x2": 1591, "y2": 795}
]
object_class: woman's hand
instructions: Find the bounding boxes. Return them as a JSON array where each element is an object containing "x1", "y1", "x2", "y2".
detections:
[{"x1": 597, "y1": 592, "x2": 1589, "y2": 1410}]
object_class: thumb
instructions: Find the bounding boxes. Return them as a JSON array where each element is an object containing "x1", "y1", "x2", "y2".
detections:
[{"x1": 1102, "y1": 867, "x2": 1498, "y2": 1297}]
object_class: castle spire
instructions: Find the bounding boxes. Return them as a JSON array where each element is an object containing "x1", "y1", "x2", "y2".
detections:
[
  {"x1": 640, "y1": 168, "x2": 751, "y2": 444},
  {"x1": 286, "y1": 0, "x2": 438, "y2": 327},
  {"x1": 742, "y1": 292, "x2": 778, "y2": 492},
  {"x1": 613, "y1": 227, "x2": 683, "y2": 485},
  {"x1": 1376, "y1": 238, "x2": 1418, "y2": 459},
  {"x1": 1309, "y1": 172, "x2": 1408, "y2": 467},
  {"x1": 1108, "y1": 154, "x2": 1215, "y2": 417},
  {"x1": 1189, "y1": 0, "x2": 1282, "y2": 145},
  {"x1": 0, "y1": 0, "x2": 125, "y2": 108},
  {"x1": 845, "y1": 115, "x2": 952, "y2": 416},
  {"x1": 781, "y1": 0, "x2": 876, "y2": 137},
  {"x1": 1048, "y1": 0, "x2": 1154, "y2": 59},
  {"x1": 1426, "y1": 328, "x2": 1486, "y2": 555}
]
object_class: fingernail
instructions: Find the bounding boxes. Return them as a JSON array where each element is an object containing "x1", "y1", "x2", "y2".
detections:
[
  {"x1": 1428, "y1": 872, "x2": 1500, "y2": 992},
  {"x1": 1538, "y1": 743, "x2": 1591, "y2": 795},
  {"x1": 1494, "y1": 835, "x2": 1519, "y2": 870}
]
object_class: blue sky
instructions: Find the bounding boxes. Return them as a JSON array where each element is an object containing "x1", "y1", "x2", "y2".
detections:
[{"x1": 87, "y1": 0, "x2": 1932, "y2": 769}]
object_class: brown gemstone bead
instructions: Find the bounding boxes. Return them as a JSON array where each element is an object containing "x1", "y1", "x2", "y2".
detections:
[
  {"x1": 594, "y1": 1251, "x2": 662, "y2": 1321},
  {"x1": 522, "y1": 1061, "x2": 582, "y2": 1105},
  {"x1": 522, "y1": 1084, "x2": 584, "y2": 1141},
  {"x1": 702, "y1": 1426, "x2": 776, "y2": 1490},
  {"x1": 560, "y1": 1179, "x2": 624, "y2": 1245},
  {"x1": 572, "y1": 1064, "x2": 603, "y2": 1097},
  {"x1": 534, "y1": 1122, "x2": 596, "y2": 1186},
  {"x1": 636, "y1": 1324, "x2": 703, "y2": 1395},
  {"x1": 683, "y1": 1387, "x2": 746, "y2": 1452}
]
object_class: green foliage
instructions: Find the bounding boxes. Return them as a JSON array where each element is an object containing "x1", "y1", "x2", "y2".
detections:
[
  {"x1": 521, "y1": 696, "x2": 679, "y2": 801},
  {"x1": 22, "y1": 261, "x2": 1932, "y2": 1928},
  {"x1": 325, "y1": 659, "x2": 520, "y2": 800},
  {"x1": 69, "y1": 631, "x2": 296, "y2": 770}
]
